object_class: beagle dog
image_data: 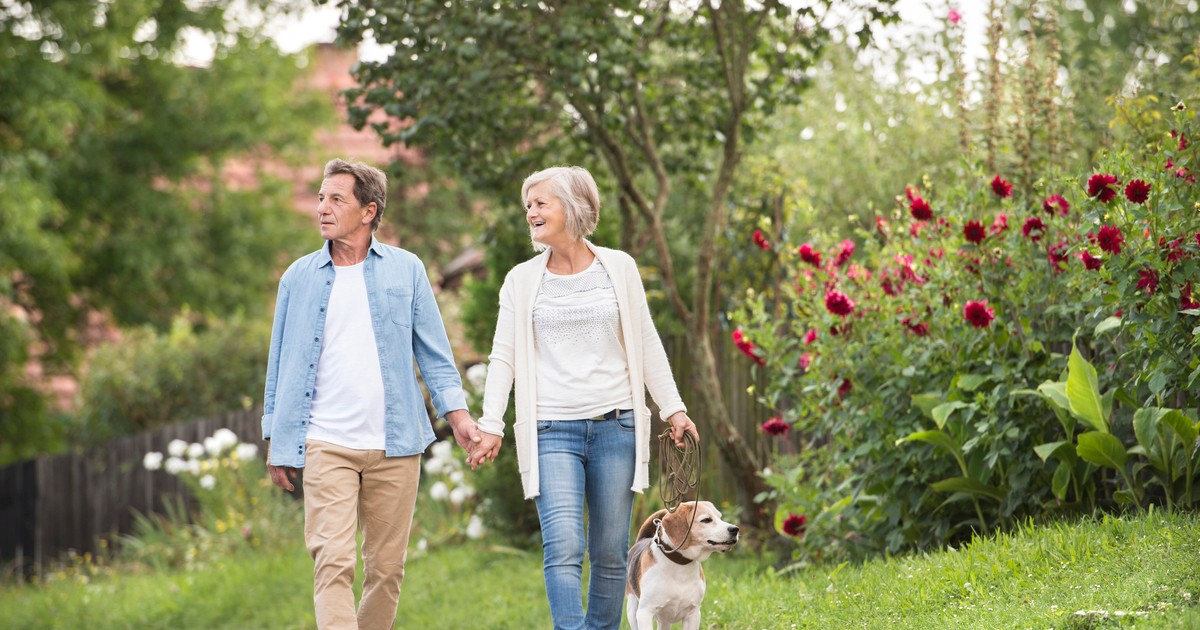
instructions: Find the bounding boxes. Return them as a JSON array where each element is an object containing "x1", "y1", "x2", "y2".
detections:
[{"x1": 625, "y1": 501, "x2": 740, "y2": 630}]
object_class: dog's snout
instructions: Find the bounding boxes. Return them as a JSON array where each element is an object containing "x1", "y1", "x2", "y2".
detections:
[{"x1": 729, "y1": 525, "x2": 740, "y2": 535}]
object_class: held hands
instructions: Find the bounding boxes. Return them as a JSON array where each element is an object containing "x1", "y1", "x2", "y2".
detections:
[
  {"x1": 666, "y1": 411, "x2": 699, "y2": 448},
  {"x1": 446, "y1": 409, "x2": 501, "y2": 470}
]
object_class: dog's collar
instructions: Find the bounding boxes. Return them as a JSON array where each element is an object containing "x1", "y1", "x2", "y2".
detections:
[{"x1": 653, "y1": 535, "x2": 693, "y2": 565}]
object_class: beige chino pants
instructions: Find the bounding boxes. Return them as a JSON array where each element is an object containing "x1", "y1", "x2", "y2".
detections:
[{"x1": 303, "y1": 439, "x2": 420, "y2": 630}]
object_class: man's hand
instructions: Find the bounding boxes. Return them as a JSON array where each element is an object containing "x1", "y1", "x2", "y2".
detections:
[
  {"x1": 467, "y1": 433, "x2": 502, "y2": 470},
  {"x1": 445, "y1": 409, "x2": 483, "y2": 454},
  {"x1": 268, "y1": 464, "x2": 300, "y2": 492},
  {"x1": 666, "y1": 411, "x2": 699, "y2": 449}
]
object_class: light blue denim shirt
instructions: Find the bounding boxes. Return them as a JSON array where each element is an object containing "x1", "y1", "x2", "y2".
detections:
[{"x1": 262, "y1": 237, "x2": 467, "y2": 468}]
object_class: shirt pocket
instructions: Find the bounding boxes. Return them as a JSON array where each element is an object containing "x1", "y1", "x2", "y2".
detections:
[{"x1": 387, "y1": 288, "x2": 414, "y2": 327}]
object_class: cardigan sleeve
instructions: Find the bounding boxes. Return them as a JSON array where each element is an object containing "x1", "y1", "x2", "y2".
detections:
[
  {"x1": 478, "y1": 272, "x2": 518, "y2": 436},
  {"x1": 628, "y1": 258, "x2": 687, "y2": 420}
]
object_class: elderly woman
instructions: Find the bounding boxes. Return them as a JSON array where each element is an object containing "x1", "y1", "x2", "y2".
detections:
[{"x1": 471, "y1": 165, "x2": 697, "y2": 630}]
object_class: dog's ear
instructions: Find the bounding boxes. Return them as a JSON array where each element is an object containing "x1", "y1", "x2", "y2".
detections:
[
  {"x1": 637, "y1": 508, "x2": 669, "y2": 540},
  {"x1": 662, "y1": 502, "x2": 694, "y2": 547}
]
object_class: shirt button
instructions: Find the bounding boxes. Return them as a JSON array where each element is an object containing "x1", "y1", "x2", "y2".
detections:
[
  {"x1": 314, "y1": 337, "x2": 319, "y2": 342},
  {"x1": 305, "y1": 392, "x2": 310, "y2": 397}
]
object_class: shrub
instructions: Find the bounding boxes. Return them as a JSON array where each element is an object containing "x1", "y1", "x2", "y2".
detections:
[{"x1": 731, "y1": 106, "x2": 1199, "y2": 560}]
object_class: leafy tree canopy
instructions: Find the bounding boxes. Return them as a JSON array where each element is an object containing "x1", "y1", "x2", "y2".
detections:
[{"x1": 1, "y1": 0, "x2": 328, "y2": 461}]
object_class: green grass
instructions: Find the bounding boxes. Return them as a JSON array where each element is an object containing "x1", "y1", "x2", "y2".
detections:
[{"x1": 3, "y1": 509, "x2": 1200, "y2": 628}]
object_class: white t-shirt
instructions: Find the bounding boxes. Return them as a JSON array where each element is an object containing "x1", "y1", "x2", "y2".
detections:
[
  {"x1": 532, "y1": 258, "x2": 634, "y2": 419},
  {"x1": 307, "y1": 261, "x2": 387, "y2": 449}
]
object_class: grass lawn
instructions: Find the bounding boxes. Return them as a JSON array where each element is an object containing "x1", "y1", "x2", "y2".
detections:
[{"x1": 3, "y1": 509, "x2": 1199, "y2": 628}]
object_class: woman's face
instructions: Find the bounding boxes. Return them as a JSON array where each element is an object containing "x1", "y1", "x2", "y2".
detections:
[{"x1": 525, "y1": 181, "x2": 570, "y2": 247}]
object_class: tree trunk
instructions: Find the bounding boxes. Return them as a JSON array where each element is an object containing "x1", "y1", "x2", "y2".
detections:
[{"x1": 686, "y1": 324, "x2": 772, "y2": 532}]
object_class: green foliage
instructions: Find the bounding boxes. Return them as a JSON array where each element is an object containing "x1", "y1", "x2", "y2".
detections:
[
  {"x1": 75, "y1": 312, "x2": 270, "y2": 443},
  {"x1": 732, "y1": 104, "x2": 1200, "y2": 557},
  {"x1": 0, "y1": 0, "x2": 326, "y2": 454}
]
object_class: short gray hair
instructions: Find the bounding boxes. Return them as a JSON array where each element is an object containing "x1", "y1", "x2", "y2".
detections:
[
  {"x1": 323, "y1": 159, "x2": 387, "y2": 231},
  {"x1": 521, "y1": 166, "x2": 600, "y2": 251}
]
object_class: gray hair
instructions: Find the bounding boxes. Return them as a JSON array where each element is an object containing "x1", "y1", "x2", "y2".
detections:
[
  {"x1": 521, "y1": 166, "x2": 600, "y2": 251},
  {"x1": 323, "y1": 159, "x2": 387, "y2": 231}
]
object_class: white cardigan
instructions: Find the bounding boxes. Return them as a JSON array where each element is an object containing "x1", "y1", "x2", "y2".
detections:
[{"x1": 477, "y1": 241, "x2": 687, "y2": 499}]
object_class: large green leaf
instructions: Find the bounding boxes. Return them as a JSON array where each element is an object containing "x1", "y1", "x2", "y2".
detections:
[
  {"x1": 1036, "y1": 380, "x2": 1070, "y2": 413},
  {"x1": 1161, "y1": 410, "x2": 1198, "y2": 447},
  {"x1": 1076, "y1": 432, "x2": 1127, "y2": 471},
  {"x1": 1093, "y1": 316, "x2": 1122, "y2": 336},
  {"x1": 1134, "y1": 408, "x2": 1170, "y2": 472},
  {"x1": 1067, "y1": 345, "x2": 1108, "y2": 433},
  {"x1": 1052, "y1": 461, "x2": 1072, "y2": 501},
  {"x1": 931, "y1": 401, "x2": 973, "y2": 429},
  {"x1": 911, "y1": 393, "x2": 942, "y2": 420},
  {"x1": 1034, "y1": 441, "x2": 1076, "y2": 463},
  {"x1": 897, "y1": 430, "x2": 965, "y2": 472},
  {"x1": 931, "y1": 476, "x2": 1005, "y2": 501},
  {"x1": 956, "y1": 374, "x2": 988, "y2": 392}
]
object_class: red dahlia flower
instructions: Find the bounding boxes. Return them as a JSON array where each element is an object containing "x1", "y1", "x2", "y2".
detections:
[
  {"x1": 803, "y1": 328, "x2": 818, "y2": 344},
  {"x1": 798, "y1": 353, "x2": 813, "y2": 371},
  {"x1": 782, "y1": 513, "x2": 808, "y2": 538},
  {"x1": 1021, "y1": 216, "x2": 1046, "y2": 241},
  {"x1": 963, "y1": 220, "x2": 987, "y2": 244},
  {"x1": 991, "y1": 175, "x2": 1013, "y2": 198},
  {"x1": 837, "y1": 378, "x2": 853, "y2": 397},
  {"x1": 990, "y1": 213, "x2": 1009, "y2": 235},
  {"x1": 901, "y1": 317, "x2": 930, "y2": 336},
  {"x1": 1047, "y1": 240, "x2": 1070, "y2": 271},
  {"x1": 732, "y1": 329, "x2": 765, "y2": 366},
  {"x1": 1079, "y1": 250, "x2": 1103, "y2": 270},
  {"x1": 1124, "y1": 179, "x2": 1151, "y2": 204},
  {"x1": 824, "y1": 290, "x2": 855, "y2": 317},
  {"x1": 948, "y1": 8, "x2": 962, "y2": 24},
  {"x1": 798, "y1": 243, "x2": 822, "y2": 267},
  {"x1": 963, "y1": 300, "x2": 995, "y2": 328},
  {"x1": 752, "y1": 229, "x2": 770, "y2": 250},
  {"x1": 761, "y1": 417, "x2": 790, "y2": 436},
  {"x1": 1042, "y1": 194, "x2": 1070, "y2": 216},
  {"x1": 1137, "y1": 269, "x2": 1159, "y2": 294},
  {"x1": 910, "y1": 196, "x2": 933, "y2": 221},
  {"x1": 1087, "y1": 173, "x2": 1119, "y2": 202},
  {"x1": 835, "y1": 240, "x2": 855, "y2": 267},
  {"x1": 1095, "y1": 225, "x2": 1125, "y2": 254},
  {"x1": 1162, "y1": 237, "x2": 1185, "y2": 263},
  {"x1": 1183, "y1": 283, "x2": 1200, "y2": 310}
]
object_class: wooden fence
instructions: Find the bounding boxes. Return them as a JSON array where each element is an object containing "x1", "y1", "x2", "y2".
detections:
[{"x1": 0, "y1": 408, "x2": 266, "y2": 578}]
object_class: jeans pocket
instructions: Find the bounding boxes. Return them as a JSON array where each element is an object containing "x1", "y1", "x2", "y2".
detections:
[
  {"x1": 615, "y1": 412, "x2": 635, "y2": 431},
  {"x1": 536, "y1": 420, "x2": 554, "y2": 433}
]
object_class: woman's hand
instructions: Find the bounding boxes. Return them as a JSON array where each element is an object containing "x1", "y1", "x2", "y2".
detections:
[
  {"x1": 665, "y1": 411, "x2": 699, "y2": 448},
  {"x1": 467, "y1": 432, "x2": 502, "y2": 470}
]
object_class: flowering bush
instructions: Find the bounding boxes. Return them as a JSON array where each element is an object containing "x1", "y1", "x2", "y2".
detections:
[
  {"x1": 412, "y1": 438, "x2": 485, "y2": 553},
  {"x1": 129, "y1": 429, "x2": 295, "y2": 571},
  {"x1": 732, "y1": 109, "x2": 1200, "y2": 560}
]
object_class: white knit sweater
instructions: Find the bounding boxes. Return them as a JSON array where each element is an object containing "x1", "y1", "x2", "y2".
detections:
[{"x1": 477, "y1": 241, "x2": 687, "y2": 499}]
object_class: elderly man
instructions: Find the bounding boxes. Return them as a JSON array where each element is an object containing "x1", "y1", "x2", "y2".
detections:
[{"x1": 262, "y1": 158, "x2": 481, "y2": 629}]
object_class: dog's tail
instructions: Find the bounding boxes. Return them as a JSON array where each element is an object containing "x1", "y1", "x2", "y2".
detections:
[{"x1": 635, "y1": 508, "x2": 669, "y2": 541}]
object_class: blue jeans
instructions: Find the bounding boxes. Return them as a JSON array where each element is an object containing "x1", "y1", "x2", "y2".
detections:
[{"x1": 534, "y1": 411, "x2": 636, "y2": 630}]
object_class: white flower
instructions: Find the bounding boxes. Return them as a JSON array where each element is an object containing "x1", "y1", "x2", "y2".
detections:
[
  {"x1": 465, "y1": 363, "x2": 488, "y2": 391},
  {"x1": 449, "y1": 470, "x2": 464, "y2": 485},
  {"x1": 203, "y1": 437, "x2": 221, "y2": 458},
  {"x1": 199, "y1": 474, "x2": 216, "y2": 490},
  {"x1": 430, "y1": 440, "x2": 453, "y2": 462},
  {"x1": 233, "y1": 443, "x2": 259, "y2": 461},
  {"x1": 164, "y1": 457, "x2": 187, "y2": 475},
  {"x1": 417, "y1": 538, "x2": 428, "y2": 552},
  {"x1": 186, "y1": 459, "x2": 202, "y2": 476},
  {"x1": 429, "y1": 481, "x2": 450, "y2": 501},
  {"x1": 187, "y1": 443, "x2": 205, "y2": 460},
  {"x1": 213, "y1": 428, "x2": 238, "y2": 451},
  {"x1": 143, "y1": 452, "x2": 163, "y2": 471},
  {"x1": 466, "y1": 515, "x2": 485, "y2": 540},
  {"x1": 449, "y1": 487, "x2": 467, "y2": 506},
  {"x1": 424, "y1": 458, "x2": 445, "y2": 475},
  {"x1": 167, "y1": 439, "x2": 188, "y2": 457}
]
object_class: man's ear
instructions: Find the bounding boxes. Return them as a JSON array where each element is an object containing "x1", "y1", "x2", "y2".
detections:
[{"x1": 363, "y1": 202, "x2": 378, "y2": 225}]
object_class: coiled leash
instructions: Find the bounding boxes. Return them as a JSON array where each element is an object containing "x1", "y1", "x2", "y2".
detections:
[{"x1": 652, "y1": 428, "x2": 702, "y2": 554}]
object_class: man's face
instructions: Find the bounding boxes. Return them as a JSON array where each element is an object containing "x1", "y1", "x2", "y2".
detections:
[{"x1": 317, "y1": 173, "x2": 373, "y2": 242}]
